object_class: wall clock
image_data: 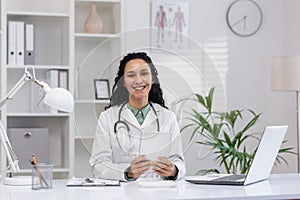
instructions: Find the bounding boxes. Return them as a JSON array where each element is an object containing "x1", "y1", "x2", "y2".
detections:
[{"x1": 226, "y1": 0, "x2": 263, "y2": 37}]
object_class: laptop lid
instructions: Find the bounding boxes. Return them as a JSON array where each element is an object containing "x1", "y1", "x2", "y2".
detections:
[
  {"x1": 185, "y1": 125, "x2": 288, "y2": 185},
  {"x1": 244, "y1": 125, "x2": 288, "y2": 185}
]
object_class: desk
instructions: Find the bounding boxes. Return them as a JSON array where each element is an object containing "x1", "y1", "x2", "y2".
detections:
[{"x1": 0, "y1": 174, "x2": 300, "y2": 200}]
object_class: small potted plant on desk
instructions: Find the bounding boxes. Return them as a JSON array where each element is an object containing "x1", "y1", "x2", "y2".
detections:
[{"x1": 181, "y1": 88, "x2": 295, "y2": 174}]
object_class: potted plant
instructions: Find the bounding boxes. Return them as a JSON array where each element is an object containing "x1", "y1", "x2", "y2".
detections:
[{"x1": 181, "y1": 88, "x2": 294, "y2": 174}]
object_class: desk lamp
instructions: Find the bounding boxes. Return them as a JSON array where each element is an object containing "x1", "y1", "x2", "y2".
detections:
[
  {"x1": 272, "y1": 56, "x2": 300, "y2": 172},
  {"x1": 0, "y1": 66, "x2": 74, "y2": 185}
]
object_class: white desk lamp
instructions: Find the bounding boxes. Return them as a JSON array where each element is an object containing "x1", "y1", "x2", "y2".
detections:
[
  {"x1": 272, "y1": 56, "x2": 300, "y2": 172},
  {"x1": 0, "y1": 66, "x2": 74, "y2": 185}
]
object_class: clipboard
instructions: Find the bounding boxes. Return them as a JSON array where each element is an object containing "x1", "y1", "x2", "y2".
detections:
[{"x1": 66, "y1": 177, "x2": 120, "y2": 187}]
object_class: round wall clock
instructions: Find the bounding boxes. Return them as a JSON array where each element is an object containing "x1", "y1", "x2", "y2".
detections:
[{"x1": 226, "y1": 0, "x2": 263, "y2": 37}]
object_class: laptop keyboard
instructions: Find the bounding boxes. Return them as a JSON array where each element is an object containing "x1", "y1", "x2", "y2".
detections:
[{"x1": 214, "y1": 174, "x2": 246, "y2": 182}]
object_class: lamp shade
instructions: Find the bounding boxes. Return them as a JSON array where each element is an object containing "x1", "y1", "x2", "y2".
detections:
[
  {"x1": 43, "y1": 87, "x2": 74, "y2": 113},
  {"x1": 272, "y1": 56, "x2": 300, "y2": 91}
]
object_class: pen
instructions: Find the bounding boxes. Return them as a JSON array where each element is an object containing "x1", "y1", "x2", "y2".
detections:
[
  {"x1": 29, "y1": 159, "x2": 49, "y2": 188},
  {"x1": 32, "y1": 153, "x2": 43, "y2": 187},
  {"x1": 83, "y1": 178, "x2": 106, "y2": 186}
]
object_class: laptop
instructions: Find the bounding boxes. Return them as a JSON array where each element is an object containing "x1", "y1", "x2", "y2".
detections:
[{"x1": 185, "y1": 125, "x2": 288, "y2": 186}]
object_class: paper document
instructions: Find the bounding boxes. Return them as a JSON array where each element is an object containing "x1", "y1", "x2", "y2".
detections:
[
  {"x1": 66, "y1": 177, "x2": 120, "y2": 187},
  {"x1": 139, "y1": 132, "x2": 171, "y2": 161}
]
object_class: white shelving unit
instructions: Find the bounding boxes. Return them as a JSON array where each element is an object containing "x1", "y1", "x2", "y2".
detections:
[
  {"x1": 0, "y1": 0, "x2": 125, "y2": 180},
  {"x1": 0, "y1": 0, "x2": 73, "y2": 179},
  {"x1": 72, "y1": 0, "x2": 124, "y2": 177}
]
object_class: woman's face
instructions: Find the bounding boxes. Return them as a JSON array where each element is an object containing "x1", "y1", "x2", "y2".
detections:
[{"x1": 123, "y1": 59, "x2": 153, "y2": 102}]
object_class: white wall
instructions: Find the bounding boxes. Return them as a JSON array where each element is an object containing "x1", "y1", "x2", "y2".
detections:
[
  {"x1": 226, "y1": 0, "x2": 298, "y2": 173},
  {"x1": 124, "y1": 0, "x2": 298, "y2": 174}
]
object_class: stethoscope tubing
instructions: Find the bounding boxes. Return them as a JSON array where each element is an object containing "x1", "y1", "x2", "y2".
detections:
[
  {"x1": 113, "y1": 102, "x2": 160, "y2": 155},
  {"x1": 114, "y1": 102, "x2": 160, "y2": 133}
]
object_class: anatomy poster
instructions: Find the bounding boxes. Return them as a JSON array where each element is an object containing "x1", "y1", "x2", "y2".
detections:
[{"x1": 151, "y1": 1, "x2": 189, "y2": 51}]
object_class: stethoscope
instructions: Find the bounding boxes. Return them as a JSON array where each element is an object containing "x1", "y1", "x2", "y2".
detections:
[{"x1": 113, "y1": 102, "x2": 160, "y2": 155}]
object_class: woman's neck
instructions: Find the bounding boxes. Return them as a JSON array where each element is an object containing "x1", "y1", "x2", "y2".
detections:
[{"x1": 128, "y1": 98, "x2": 148, "y2": 110}]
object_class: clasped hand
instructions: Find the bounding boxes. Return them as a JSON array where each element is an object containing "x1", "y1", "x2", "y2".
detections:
[{"x1": 127, "y1": 155, "x2": 177, "y2": 179}]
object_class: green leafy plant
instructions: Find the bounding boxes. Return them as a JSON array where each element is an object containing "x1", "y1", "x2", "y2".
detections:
[{"x1": 181, "y1": 87, "x2": 294, "y2": 175}]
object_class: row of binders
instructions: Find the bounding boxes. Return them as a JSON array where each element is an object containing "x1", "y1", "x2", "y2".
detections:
[
  {"x1": 8, "y1": 21, "x2": 34, "y2": 66},
  {"x1": 47, "y1": 69, "x2": 69, "y2": 113},
  {"x1": 48, "y1": 69, "x2": 69, "y2": 90}
]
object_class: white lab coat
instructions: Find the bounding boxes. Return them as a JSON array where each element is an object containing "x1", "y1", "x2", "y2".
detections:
[{"x1": 89, "y1": 102, "x2": 186, "y2": 181}]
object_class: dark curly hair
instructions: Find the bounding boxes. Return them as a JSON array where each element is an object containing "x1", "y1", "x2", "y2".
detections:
[{"x1": 105, "y1": 52, "x2": 167, "y2": 109}]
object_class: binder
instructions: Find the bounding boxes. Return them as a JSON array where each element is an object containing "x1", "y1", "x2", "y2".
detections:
[
  {"x1": 47, "y1": 69, "x2": 59, "y2": 88},
  {"x1": 47, "y1": 69, "x2": 59, "y2": 113},
  {"x1": 59, "y1": 70, "x2": 68, "y2": 89},
  {"x1": 16, "y1": 21, "x2": 25, "y2": 66},
  {"x1": 25, "y1": 24, "x2": 35, "y2": 65},
  {"x1": 8, "y1": 21, "x2": 17, "y2": 66}
]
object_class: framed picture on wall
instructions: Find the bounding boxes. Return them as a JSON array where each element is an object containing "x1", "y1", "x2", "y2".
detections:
[
  {"x1": 94, "y1": 79, "x2": 110, "y2": 100},
  {"x1": 151, "y1": 0, "x2": 189, "y2": 51}
]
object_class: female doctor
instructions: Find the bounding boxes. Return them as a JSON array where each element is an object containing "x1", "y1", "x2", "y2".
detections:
[{"x1": 89, "y1": 52, "x2": 186, "y2": 181}]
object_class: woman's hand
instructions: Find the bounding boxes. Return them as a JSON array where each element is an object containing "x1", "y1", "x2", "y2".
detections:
[
  {"x1": 152, "y1": 156, "x2": 178, "y2": 177},
  {"x1": 127, "y1": 155, "x2": 151, "y2": 179}
]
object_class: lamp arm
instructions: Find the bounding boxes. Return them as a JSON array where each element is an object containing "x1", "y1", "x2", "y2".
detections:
[
  {"x1": 0, "y1": 69, "x2": 34, "y2": 173},
  {"x1": 0, "y1": 119, "x2": 20, "y2": 172},
  {"x1": 0, "y1": 71, "x2": 32, "y2": 109}
]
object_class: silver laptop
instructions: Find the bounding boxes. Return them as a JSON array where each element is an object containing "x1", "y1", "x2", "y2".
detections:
[{"x1": 185, "y1": 125, "x2": 288, "y2": 186}]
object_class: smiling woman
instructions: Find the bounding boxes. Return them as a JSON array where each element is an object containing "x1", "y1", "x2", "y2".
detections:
[{"x1": 89, "y1": 52, "x2": 186, "y2": 181}]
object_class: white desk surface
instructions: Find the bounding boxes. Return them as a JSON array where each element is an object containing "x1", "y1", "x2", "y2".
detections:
[{"x1": 0, "y1": 173, "x2": 300, "y2": 200}]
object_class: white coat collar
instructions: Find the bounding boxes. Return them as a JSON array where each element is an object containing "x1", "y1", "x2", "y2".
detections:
[{"x1": 119, "y1": 103, "x2": 161, "y2": 130}]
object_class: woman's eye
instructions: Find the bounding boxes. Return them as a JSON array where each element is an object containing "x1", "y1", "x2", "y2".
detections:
[
  {"x1": 126, "y1": 74, "x2": 135, "y2": 78},
  {"x1": 141, "y1": 72, "x2": 150, "y2": 76}
]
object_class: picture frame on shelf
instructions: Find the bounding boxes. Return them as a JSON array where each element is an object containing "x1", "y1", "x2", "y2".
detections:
[{"x1": 94, "y1": 79, "x2": 110, "y2": 100}]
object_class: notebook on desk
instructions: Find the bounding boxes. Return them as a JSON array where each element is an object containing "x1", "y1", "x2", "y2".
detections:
[{"x1": 185, "y1": 125, "x2": 288, "y2": 186}]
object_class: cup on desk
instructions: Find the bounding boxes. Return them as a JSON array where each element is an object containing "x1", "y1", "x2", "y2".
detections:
[{"x1": 31, "y1": 163, "x2": 53, "y2": 190}]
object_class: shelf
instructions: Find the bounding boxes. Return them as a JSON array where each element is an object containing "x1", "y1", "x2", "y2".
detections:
[
  {"x1": 7, "y1": 113, "x2": 70, "y2": 117},
  {"x1": 6, "y1": 11, "x2": 69, "y2": 18},
  {"x1": 75, "y1": 136, "x2": 94, "y2": 140},
  {"x1": 6, "y1": 65, "x2": 70, "y2": 70},
  {"x1": 75, "y1": 0, "x2": 121, "y2": 3},
  {"x1": 75, "y1": 32, "x2": 120, "y2": 39},
  {"x1": 75, "y1": 99, "x2": 110, "y2": 104}
]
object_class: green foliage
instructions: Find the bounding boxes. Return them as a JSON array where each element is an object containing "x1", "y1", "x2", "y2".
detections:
[{"x1": 181, "y1": 88, "x2": 295, "y2": 175}]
